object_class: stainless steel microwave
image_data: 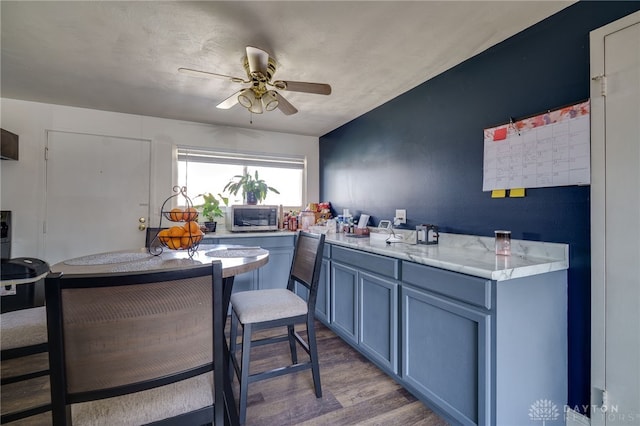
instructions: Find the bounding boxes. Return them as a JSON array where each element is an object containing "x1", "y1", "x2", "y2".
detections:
[{"x1": 226, "y1": 205, "x2": 279, "y2": 232}]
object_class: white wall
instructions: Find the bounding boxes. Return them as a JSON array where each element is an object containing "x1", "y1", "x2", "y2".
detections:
[{"x1": 0, "y1": 98, "x2": 319, "y2": 259}]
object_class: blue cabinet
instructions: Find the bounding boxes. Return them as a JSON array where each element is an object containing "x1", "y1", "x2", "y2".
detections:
[
  {"x1": 330, "y1": 262, "x2": 359, "y2": 344},
  {"x1": 359, "y1": 271, "x2": 398, "y2": 374},
  {"x1": 330, "y1": 246, "x2": 400, "y2": 374},
  {"x1": 401, "y1": 261, "x2": 567, "y2": 426},
  {"x1": 402, "y1": 285, "x2": 490, "y2": 425},
  {"x1": 202, "y1": 235, "x2": 294, "y2": 293}
]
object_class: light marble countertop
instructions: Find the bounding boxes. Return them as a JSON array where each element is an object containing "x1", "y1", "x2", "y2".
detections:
[
  {"x1": 326, "y1": 231, "x2": 568, "y2": 281},
  {"x1": 202, "y1": 229, "x2": 568, "y2": 281}
]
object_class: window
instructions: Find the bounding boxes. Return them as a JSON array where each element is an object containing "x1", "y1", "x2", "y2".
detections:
[{"x1": 177, "y1": 148, "x2": 305, "y2": 208}]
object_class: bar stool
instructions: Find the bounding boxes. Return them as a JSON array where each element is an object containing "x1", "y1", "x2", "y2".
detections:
[{"x1": 229, "y1": 231, "x2": 325, "y2": 424}]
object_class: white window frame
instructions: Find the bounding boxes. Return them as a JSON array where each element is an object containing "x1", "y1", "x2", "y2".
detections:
[{"x1": 176, "y1": 146, "x2": 307, "y2": 210}]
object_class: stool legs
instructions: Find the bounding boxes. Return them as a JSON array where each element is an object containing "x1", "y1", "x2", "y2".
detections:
[
  {"x1": 229, "y1": 314, "x2": 323, "y2": 424},
  {"x1": 307, "y1": 318, "x2": 322, "y2": 398},
  {"x1": 229, "y1": 311, "x2": 239, "y2": 381},
  {"x1": 287, "y1": 324, "x2": 298, "y2": 364},
  {"x1": 238, "y1": 322, "x2": 252, "y2": 425}
]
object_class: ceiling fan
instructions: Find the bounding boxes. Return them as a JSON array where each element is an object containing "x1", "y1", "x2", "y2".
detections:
[{"x1": 179, "y1": 46, "x2": 331, "y2": 116}]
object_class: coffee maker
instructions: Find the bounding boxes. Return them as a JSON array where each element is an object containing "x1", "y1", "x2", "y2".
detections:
[{"x1": 416, "y1": 224, "x2": 439, "y2": 245}]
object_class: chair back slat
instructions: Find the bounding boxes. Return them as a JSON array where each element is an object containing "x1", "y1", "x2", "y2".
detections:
[
  {"x1": 289, "y1": 232, "x2": 325, "y2": 296},
  {"x1": 61, "y1": 276, "x2": 212, "y2": 393},
  {"x1": 290, "y1": 235, "x2": 319, "y2": 287}
]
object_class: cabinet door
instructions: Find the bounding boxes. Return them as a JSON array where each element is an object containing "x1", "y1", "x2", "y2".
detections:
[
  {"x1": 258, "y1": 247, "x2": 293, "y2": 290},
  {"x1": 402, "y1": 286, "x2": 490, "y2": 426},
  {"x1": 331, "y1": 262, "x2": 358, "y2": 344},
  {"x1": 359, "y1": 271, "x2": 398, "y2": 374}
]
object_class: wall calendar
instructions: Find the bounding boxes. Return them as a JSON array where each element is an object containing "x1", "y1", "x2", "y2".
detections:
[{"x1": 482, "y1": 100, "x2": 590, "y2": 192}]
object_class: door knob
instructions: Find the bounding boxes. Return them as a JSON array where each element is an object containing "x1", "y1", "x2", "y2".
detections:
[
  {"x1": 139, "y1": 223, "x2": 147, "y2": 231},
  {"x1": 139, "y1": 217, "x2": 146, "y2": 223}
]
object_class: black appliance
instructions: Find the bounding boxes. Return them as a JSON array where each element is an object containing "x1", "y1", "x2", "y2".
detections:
[
  {"x1": 1, "y1": 210, "x2": 10, "y2": 259},
  {"x1": 226, "y1": 205, "x2": 279, "y2": 232},
  {"x1": 1, "y1": 128, "x2": 19, "y2": 160},
  {"x1": 0, "y1": 212, "x2": 50, "y2": 313}
]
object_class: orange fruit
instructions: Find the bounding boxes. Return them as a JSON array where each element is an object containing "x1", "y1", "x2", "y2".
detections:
[
  {"x1": 183, "y1": 221, "x2": 200, "y2": 234},
  {"x1": 181, "y1": 229, "x2": 203, "y2": 248},
  {"x1": 183, "y1": 207, "x2": 198, "y2": 222},
  {"x1": 181, "y1": 234, "x2": 193, "y2": 249},
  {"x1": 157, "y1": 229, "x2": 170, "y2": 243},
  {"x1": 166, "y1": 237, "x2": 182, "y2": 250},
  {"x1": 169, "y1": 208, "x2": 183, "y2": 222},
  {"x1": 168, "y1": 226, "x2": 185, "y2": 238}
]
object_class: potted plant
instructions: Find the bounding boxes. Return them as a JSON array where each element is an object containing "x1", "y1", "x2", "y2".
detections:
[
  {"x1": 195, "y1": 192, "x2": 225, "y2": 232},
  {"x1": 223, "y1": 170, "x2": 280, "y2": 205}
]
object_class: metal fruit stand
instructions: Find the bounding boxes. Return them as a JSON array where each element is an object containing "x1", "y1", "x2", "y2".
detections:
[{"x1": 149, "y1": 186, "x2": 202, "y2": 258}]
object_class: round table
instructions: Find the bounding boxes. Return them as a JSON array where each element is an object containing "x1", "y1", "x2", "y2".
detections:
[
  {"x1": 51, "y1": 244, "x2": 269, "y2": 277},
  {"x1": 50, "y1": 244, "x2": 269, "y2": 426}
]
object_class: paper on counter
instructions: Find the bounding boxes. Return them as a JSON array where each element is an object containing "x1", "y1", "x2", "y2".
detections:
[{"x1": 358, "y1": 214, "x2": 370, "y2": 228}]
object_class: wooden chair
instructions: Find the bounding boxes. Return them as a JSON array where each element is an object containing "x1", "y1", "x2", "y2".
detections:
[
  {"x1": 45, "y1": 261, "x2": 227, "y2": 425},
  {"x1": 229, "y1": 231, "x2": 325, "y2": 424}
]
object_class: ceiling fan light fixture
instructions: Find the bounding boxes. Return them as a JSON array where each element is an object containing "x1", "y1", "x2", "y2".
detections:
[
  {"x1": 248, "y1": 97, "x2": 263, "y2": 114},
  {"x1": 237, "y1": 88, "x2": 256, "y2": 108},
  {"x1": 262, "y1": 90, "x2": 279, "y2": 111},
  {"x1": 181, "y1": 46, "x2": 331, "y2": 117}
]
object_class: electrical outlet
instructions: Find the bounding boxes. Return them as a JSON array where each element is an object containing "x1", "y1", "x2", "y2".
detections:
[{"x1": 395, "y1": 209, "x2": 406, "y2": 224}]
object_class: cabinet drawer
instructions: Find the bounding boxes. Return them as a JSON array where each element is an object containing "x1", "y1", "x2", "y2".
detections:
[
  {"x1": 402, "y1": 261, "x2": 492, "y2": 309},
  {"x1": 331, "y1": 246, "x2": 399, "y2": 279}
]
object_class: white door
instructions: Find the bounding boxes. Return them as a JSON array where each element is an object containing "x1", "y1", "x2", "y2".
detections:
[
  {"x1": 590, "y1": 11, "x2": 640, "y2": 426},
  {"x1": 44, "y1": 131, "x2": 151, "y2": 265}
]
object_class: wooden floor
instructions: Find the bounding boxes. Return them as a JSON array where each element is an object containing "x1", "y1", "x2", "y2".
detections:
[{"x1": 1, "y1": 321, "x2": 449, "y2": 426}]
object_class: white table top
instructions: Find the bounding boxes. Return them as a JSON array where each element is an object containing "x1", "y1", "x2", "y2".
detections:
[{"x1": 51, "y1": 244, "x2": 269, "y2": 278}]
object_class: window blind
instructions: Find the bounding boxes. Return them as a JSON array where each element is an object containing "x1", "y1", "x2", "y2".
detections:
[{"x1": 177, "y1": 148, "x2": 304, "y2": 170}]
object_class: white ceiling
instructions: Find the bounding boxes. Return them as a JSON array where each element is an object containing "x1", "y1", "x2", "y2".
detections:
[{"x1": 1, "y1": 1, "x2": 573, "y2": 137}]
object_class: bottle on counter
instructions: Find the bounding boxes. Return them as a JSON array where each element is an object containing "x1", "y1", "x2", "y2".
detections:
[
  {"x1": 289, "y1": 215, "x2": 297, "y2": 231},
  {"x1": 278, "y1": 205, "x2": 284, "y2": 229}
]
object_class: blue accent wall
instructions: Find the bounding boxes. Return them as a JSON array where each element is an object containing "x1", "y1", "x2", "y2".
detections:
[{"x1": 319, "y1": 1, "x2": 640, "y2": 414}]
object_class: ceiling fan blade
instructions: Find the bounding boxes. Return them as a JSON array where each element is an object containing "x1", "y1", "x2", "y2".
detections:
[
  {"x1": 178, "y1": 67, "x2": 247, "y2": 83},
  {"x1": 216, "y1": 91, "x2": 241, "y2": 109},
  {"x1": 275, "y1": 92, "x2": 298, "y2": 116},
  {"x1": 246, "y1": 46, "x2": 270, "y2": 76},
  {"x1": 272, "y1": 80, "x2": 332, "y2": 95}
]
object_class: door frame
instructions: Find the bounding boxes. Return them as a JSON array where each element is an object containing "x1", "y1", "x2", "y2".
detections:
[{"x1": 589, "y1": 10, "x2": 640, "y2": 426}]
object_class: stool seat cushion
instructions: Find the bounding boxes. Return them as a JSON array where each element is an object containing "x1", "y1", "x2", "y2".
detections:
[
  {"x1": 231, "y1": 289, "x2": 307, "y2": 324},
  {"x1": 72, "y1": 372, "x2": 212, "y2": 426},
  {"x1": 0, "y1": 306, "x2": 47, "y2": 350}
]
